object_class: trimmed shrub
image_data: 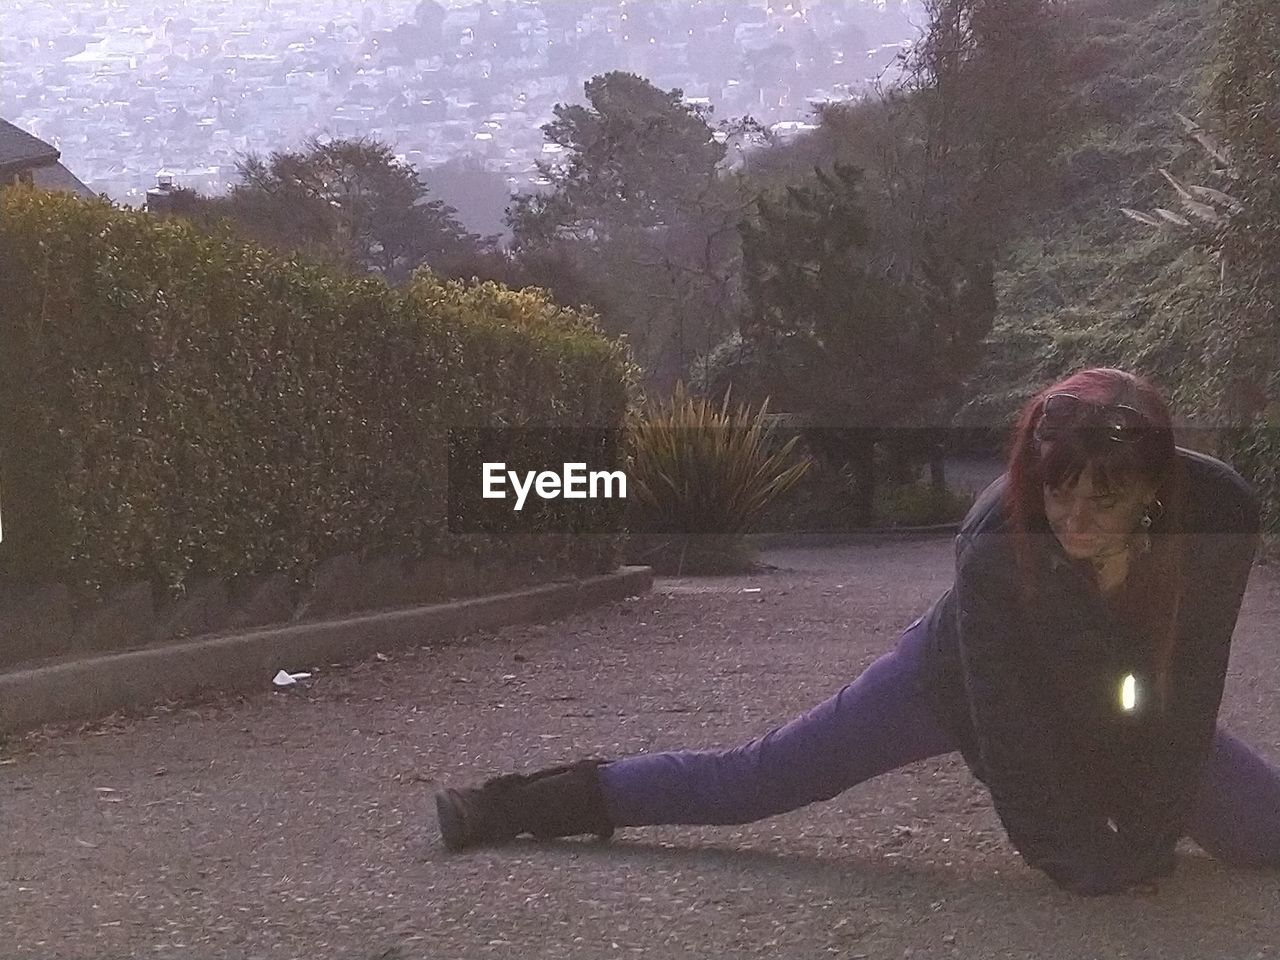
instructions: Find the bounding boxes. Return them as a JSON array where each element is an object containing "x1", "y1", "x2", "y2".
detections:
[{"x1": 0, "y1": 186, "x2": 635, "y2": 598}]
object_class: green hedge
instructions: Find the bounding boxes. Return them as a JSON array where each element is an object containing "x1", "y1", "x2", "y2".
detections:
[{"x1": 0, "y1": 186, "x2": 635, "y2": 594}]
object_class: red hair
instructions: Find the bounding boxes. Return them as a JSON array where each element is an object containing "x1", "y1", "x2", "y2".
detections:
[{"x1": 1000, "y1": 367, "x2": 1189, "y2": 710}]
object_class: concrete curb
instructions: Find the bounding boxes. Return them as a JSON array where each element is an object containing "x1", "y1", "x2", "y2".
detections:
[
  {"x1": 748, "y1": 524, "x2": 960, "y2": 550},
  {"x1": 0, "y1": 566, "x2": 653, "y2": 735}
]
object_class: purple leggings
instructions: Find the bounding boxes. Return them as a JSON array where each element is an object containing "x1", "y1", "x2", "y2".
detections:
[{"x1": 598, "y1": 618, "x2": 1280, "y2": 867}]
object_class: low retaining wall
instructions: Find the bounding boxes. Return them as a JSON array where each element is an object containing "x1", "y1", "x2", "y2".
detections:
[
  {"x1": 747, "y1": 523, "x2": 960, "y2": 550},
  {"x1": 0, "y1": 547, "x2": 618, "y2": 671},
  {"x1": 0, "y1": 565, "x2": 652, "y2": 735}
]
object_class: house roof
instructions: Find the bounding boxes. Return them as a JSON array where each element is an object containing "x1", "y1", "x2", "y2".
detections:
[
  {"x1": 0, "y1": 118, "x2": 60, "y2": 170},
  {"x1": 31, "y1": 160, "x2": 96, "y2": 198}
]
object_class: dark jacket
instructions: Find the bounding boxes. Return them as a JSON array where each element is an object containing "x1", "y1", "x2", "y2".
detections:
[{"x1": 916, "y1": 446, "x2": 1261, "y2": 892}]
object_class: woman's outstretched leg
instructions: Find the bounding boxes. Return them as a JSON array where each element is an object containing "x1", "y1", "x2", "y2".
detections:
[
  {"x1": 599, "y1": 617, "x2": 957, "y2": 827},
  {"x1": 1186, "y1": 726, "x2": 1280, "y2": 868}
]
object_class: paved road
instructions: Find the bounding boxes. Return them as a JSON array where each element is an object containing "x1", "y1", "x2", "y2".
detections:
[{"x1": 3, "y1": 540, "x2": 1278, "y2": 959}]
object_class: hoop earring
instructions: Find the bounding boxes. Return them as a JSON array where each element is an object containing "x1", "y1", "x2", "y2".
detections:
[{"x1": 1138, "y1": 498, "x2": 1163, "y2": 554}]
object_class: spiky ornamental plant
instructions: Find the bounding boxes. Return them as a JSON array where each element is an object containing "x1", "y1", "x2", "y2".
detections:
[
  {"x1": 1119, "y1": 112, "x2": 1246, "y2": 294},
  {"x1": 1210, "y1": 0, "x2": 1280, "y2": 393},
  {"x1": 1119, "y1": 5, "x2": 1277, "y2": 415},
  {"x1": 624, "y1": 383, "x2": 812, "y2": 573},
  {"x1": 1120, "y1": 0, "x2": 1279, "y2": 548},
  {"x1": 1207, "y1": 0, "x2": 1280, "y2": 546}
]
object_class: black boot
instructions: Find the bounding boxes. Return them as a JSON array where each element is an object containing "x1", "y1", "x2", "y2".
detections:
[{"x1": 435, "y1": 758, "x2": 615, "y2": 852}]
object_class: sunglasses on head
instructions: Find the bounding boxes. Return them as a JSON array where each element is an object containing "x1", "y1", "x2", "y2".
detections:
[{"x1": 1033, "y1": 393, "x2": 1147, "y2": 444}]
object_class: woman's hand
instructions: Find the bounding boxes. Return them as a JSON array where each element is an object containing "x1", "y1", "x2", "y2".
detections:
[
  {"x1": 1050, "y1": 866, "x2": 1161, "y2": 897},
  {"x1": 1038, "y1": 838, "x2": 1174, "y2": 896}
]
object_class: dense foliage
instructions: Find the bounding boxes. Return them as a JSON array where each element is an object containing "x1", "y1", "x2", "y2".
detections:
[
  {"x1": 159, "y1": 136, "x2": 486, "y2": 286},
  {"x1": 1208, "y1": 0, "x2": 1280, "y2": 537},
  {"x1": 0, "y1": 187, "x2": 634, "y2": 595}
]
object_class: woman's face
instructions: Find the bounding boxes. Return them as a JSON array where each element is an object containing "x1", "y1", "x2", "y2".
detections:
[{"x1": 1042, "y1": 463, "x2": 1156, "y2": 561}]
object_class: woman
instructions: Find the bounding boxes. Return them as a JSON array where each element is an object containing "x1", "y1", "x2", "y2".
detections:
[{"x1": 435, "y1": 368, "x2": 1277, "y2": 895}]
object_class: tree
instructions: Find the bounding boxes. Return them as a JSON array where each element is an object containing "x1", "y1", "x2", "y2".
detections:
[
  {"x1": 891, "y1": 0, "x2": 1067, "y2": 477},
  {"x1": 716, "y1": 0, "x2": 1064, "y2": 494},
  {"x1": 899, "y1": 0, "x2": 1069, "y2": 264},
  {"x1": 424, "y1": 154, "x2": 514, "y2": 243},
  {"x1": 510, "y1": 72, "x2": 729, "y2": 242},
  {"x1": 509, "y1": 72, "x2": 765, "y2": 390},
  {"x1": 736, "y1": 162, "x2": 950, "y2": 523},
  {"x1": 161, "y1": 137, "x2": 484, "y2": 285}
]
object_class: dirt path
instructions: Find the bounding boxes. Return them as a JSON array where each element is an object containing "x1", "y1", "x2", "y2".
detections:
[{"x1": 3, "y1": 540, "x2": 1278, "y2": 959}]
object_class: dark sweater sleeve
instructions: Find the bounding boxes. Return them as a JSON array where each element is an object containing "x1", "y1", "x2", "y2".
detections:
[
  {"x1": 954, "y1": 531, "x2": 1122, "y2": 885},
  {"x1": 1113, "y1": 487, "x2": 1261, "y2": 871}
]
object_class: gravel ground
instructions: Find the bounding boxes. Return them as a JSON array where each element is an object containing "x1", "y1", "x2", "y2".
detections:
[{"x1": 2, "y1": 539, "x2": 1278, "y2": 960}]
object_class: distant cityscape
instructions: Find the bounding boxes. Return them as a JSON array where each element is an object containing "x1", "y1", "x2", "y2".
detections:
[{"x1": 1, "y1": 0, "x2": 922, "y2": 212}]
